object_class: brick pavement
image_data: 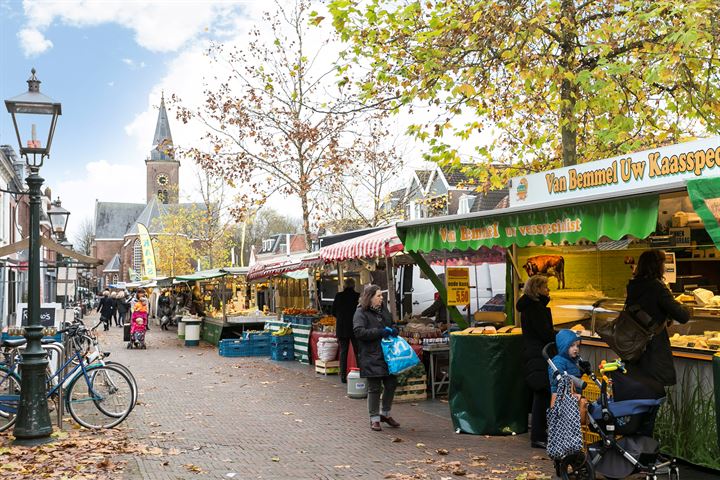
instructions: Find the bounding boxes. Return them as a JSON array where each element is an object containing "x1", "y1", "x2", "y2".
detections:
[{"x1": 91, "y1": 313, "x2": 556, "y2": 480}]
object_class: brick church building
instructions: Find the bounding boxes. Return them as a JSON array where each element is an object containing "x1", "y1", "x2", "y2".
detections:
[{"x1": 91, "y1": 94, "x2": 200, "y2": 288}]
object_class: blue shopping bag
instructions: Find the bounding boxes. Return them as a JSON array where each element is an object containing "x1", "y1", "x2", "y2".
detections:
[{"x1": 381, "y1": 336, "x2": 420, "y2": 375}]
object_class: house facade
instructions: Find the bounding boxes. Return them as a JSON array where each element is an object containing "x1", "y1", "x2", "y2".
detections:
[{"x1": 0, "y1": 145, "x2": 59, "y2": 327}]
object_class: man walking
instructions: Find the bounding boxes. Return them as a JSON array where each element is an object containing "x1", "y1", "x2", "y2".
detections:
[{"x1": 332, "y1": 278, "x2": 360, "y2": 383}]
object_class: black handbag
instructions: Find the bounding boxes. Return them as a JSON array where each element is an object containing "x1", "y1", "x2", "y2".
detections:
[{"x1": 596, "y1": 304, "x2": 662, "y2": 362}]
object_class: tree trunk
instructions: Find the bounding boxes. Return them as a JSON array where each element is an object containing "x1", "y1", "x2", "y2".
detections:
[
  {"x1": 300, "y1": 192, "x2": 312, "y2": 252},
  {"x1": 559, "y1": 0, "x2": 579, "y2": 167}
]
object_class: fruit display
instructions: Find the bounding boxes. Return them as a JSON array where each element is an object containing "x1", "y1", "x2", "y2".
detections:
[
  {"x1": 669, "y1": 331, "x2": 720, "y2": 350},
  {"x1": 272, "y1": 326, "x2": 293, "y2": 336},
  {"x1": 317, "y1": 316, "x2": 336, "y2": 327},
  {"x1": 282, "y1": 308, "x2": 318, "y2": 316}
]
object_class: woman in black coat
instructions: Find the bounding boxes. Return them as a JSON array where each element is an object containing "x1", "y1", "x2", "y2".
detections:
[
  {"x1": 613, "y1": 251, "x2": 690, "y2": 434},
  {"x1": 516, "y1": 274, "x2": 553, "y2": 449},
  {"x1": 353, "y1": 284, "x2": 400, "y2": 432}
]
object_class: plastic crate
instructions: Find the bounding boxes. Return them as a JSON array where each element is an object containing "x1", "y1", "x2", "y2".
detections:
[
  {"x1": 271, "y1": 344, "x2": 294, "y2": 361},
  {"x1": 290, "y1": 316, "x2": 315, "y2": 326},
  {"x1": 581, "y1": 425, "x2": 602, "y2": 449},
  {"x1": 271, "y1": 335, "x2": 294, "y2": 346},
  {"x1": 243, "y1": 331, "x2": 271, "y2": 341},
  {"x1": 581, "y1": 375, "x2": 601, "y2": 403}
]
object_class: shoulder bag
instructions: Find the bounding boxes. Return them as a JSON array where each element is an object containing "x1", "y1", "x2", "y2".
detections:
[{"x1": 596, "y1": 304, "x2": 663, "y2": 362}]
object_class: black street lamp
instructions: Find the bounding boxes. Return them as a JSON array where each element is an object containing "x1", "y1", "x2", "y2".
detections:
[
  {"x1": 5, "y1": 68, "x2": 61, "y2": 441},
  {"x1": 48, "y1": 197, "x2": 70, "y2": 242}
]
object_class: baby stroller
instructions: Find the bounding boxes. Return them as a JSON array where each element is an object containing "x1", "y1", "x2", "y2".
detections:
[
  {"x1": 127, "y1": 311, "x2": 147, "y2": 350},
  {"x1": 543, "y1": 343, "x2": 679, "y2": 480}
]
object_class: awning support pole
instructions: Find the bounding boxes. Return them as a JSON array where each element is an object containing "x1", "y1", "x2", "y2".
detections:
[
  {"x1": 384, "y1": 254, "x2": 398, "y2": 321},
  {"x1": 407, "y1": 251, "x2": 467, "y2": 329}
]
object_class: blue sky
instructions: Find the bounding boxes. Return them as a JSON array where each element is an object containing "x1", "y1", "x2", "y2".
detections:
[{"x1": 0, "y1": 0, "x2": 255, "y2": 240}]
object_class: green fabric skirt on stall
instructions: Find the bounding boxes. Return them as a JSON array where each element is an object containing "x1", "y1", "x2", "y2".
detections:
[{"x1": 449, "y1": 333, "x2": 529, "y2": 435}]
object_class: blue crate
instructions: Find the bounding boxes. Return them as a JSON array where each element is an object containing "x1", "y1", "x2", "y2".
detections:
[
  {"x1": 271, "y1": 344, "x2": 294, "y2": 361},
  {"x1": 271, "y1": 335, "x2": 294, "y2": 346},
  {"x1": 291, "y1": 316, "x2": 315, "y2": 326},
  {"x1": 243, "y1": 331, "x2": 271, "y2": 340}
]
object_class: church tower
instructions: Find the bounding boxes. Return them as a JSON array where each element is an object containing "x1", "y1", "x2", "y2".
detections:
[{"x1": 145, "y1": 92, "x2": 180, "y2": 204}]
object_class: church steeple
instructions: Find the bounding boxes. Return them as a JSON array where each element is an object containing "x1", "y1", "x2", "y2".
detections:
[
  {"x1": 146, "y1": 91, "x2": 180, "y2": 204},
  {"x1": 150, "y1": 91, "x2": 174, "y2": 161}
]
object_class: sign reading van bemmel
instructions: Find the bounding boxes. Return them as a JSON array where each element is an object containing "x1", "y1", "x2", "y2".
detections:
[{"x1": 509, "y1": 136, "x2": 720, "y2": 208}]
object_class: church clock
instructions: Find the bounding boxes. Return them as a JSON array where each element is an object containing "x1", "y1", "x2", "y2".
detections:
[{"x1": 156, "y1": 173, "x2": 169, "y2": 186}]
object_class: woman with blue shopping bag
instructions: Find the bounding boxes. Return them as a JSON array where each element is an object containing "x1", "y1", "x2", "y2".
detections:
[{"x1": 353, "y1": 285, "x2": 403, "y2": 432}]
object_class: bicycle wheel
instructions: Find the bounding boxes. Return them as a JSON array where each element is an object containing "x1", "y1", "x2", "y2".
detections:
[
  {"x1": 0, "y1": 366, "x2": 21, "y2": 432},
  {"x1": 66, "y1": 365, "x2": 133, "y2": 429},
  {"x1": 104, "y1": 361, "x2": 138, "y2": 408}
]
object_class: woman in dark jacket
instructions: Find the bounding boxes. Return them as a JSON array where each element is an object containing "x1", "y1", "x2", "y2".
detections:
[
  {"x1": 516, "y1": 274, "x2": 553, "y2": 449},
  {"x1": 615, "y1": 250, "x2": 690, "y2": 407},
  {"x1": 353, "y1": 284, "x2": 400, "y2": 431},
  {"x1": 96, "y1": 290, "x2": 116, "y2": 331}
]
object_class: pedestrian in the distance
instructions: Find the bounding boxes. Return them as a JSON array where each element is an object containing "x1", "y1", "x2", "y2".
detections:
[
  {"x1": 516, "y1": 274, "x2": 554, "y2": 449},
  {"x1": 353, "y1": 284, "x2": 400, "y2": 431},
  {"x1": 332, "y1": 278, "x2": 360, "y2": 383},
  {"x1": 96, "y1": 289, "x2": 116, "y2": 331},
  {"x1": 110, "y1": 291, "x2": 119, "y2": 327},
  {"x1": 116, "y1": 291, "x2": 130, "y2": 327}
]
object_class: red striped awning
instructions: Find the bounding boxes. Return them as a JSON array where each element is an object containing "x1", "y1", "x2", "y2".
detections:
[
  {"x1": 247, "y1": 259, "x2": 303, "y2": 281},
  {"x1": 318, "y1": 226, "x2": 403, "y2": 262}
]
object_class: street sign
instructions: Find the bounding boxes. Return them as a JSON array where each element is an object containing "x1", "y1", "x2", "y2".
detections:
[
  {"x1": 446, "y1": 267, "x2": 470, "y2": 307},
  {"x1": 16, "y1": 303, "x2": 60, "y2": 328}
]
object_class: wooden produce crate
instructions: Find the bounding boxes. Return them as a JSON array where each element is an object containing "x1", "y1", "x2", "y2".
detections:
[
  {"x1": 315, "y1": 359, "x2": 340, "y2": 375},
  {"x1": 394, "y1": 375, "x2": 427, "y2": 403}
]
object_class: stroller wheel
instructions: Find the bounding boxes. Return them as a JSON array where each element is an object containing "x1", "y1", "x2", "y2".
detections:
[
  {"x1": 558, "y1": 451, "x2": 594, "y2": 480},
  {"x1": 669, "y1": 465, "x2": 680, "y2": 480}
]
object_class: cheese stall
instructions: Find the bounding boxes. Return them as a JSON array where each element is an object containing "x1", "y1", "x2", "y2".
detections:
[{"x1": 396, "y1": 137, "x2": 720, "y2": 467}]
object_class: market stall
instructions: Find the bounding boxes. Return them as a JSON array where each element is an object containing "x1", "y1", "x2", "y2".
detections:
[
  {"x1": 175, "y1": 267, "x2": 272, "y2": 345},
  {"x1": 396, "y1": 137, "x2": 720, "y2": 467}
]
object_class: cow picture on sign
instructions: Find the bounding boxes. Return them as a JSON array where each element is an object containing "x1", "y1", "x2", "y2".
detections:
[{"x1": 523, "y1": 255, "x2": 565, "y2": 289}]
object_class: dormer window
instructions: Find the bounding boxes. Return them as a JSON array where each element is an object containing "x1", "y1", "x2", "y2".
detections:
[{"x1": 458, "y1": 194, "x2": 476, "y2": 214}]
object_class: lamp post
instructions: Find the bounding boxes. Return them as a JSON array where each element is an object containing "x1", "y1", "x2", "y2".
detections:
[
  {"x1": 5, "y1": 68, "x2": 61, "y2": 441},
  {"x1": 48, "y1": 198, "x2": 70, "y2": 243}
]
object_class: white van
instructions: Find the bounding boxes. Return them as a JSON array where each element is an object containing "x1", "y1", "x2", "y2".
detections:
[{"x1": 395, "y1": 263, "x2": 506, "y2": 319}]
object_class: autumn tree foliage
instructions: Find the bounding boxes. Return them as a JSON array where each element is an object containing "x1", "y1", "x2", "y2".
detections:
[
  {"x1": 319, "y1": 115, "x2": 408, "y2": 231},
  {"x1": 328, "y1": 0, "x2": 720, "y2": 184},
  {"x1": 176, "y1": 0, "x2": 363, "y2": 250}
]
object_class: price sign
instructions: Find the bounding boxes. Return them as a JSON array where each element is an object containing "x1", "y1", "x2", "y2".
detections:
[{"x1": 446, "y1": 267, "x2": 470, "y2": 307}]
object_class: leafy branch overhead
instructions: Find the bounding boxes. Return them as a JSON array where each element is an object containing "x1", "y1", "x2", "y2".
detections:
[
  {"x1": 327, "y1": 0, "x2": 720, "y2": 183},
  {"x1": 174, "y1": 0, "x2": 367, "y2": 250}
]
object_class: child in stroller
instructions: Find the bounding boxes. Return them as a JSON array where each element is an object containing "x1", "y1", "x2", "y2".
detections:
[
  {"x1": 128, "y1": 296, "x2": 148, "y2": 350},
  {"x1": 543, "y1": 339, "x2": 679, "y2": 480}
]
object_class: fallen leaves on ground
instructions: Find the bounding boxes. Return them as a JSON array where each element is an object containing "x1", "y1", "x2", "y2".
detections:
[
  {"x1": 0, "y1": 427, "x2": 176, "y2": 479},
  {"x1": 383, "y1": 451, "x2": 553, "y2": 480}
]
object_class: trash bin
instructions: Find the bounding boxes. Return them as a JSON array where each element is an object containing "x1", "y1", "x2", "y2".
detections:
[
  {"x1": 184, "y1": 318, "x2": 200, "y2": 347},
  {"x1": 713, "y1": 353, "x2": 720, "y2": 452},
  {"x1": 177, "y1": 317, "x2": 186, "y2": 340},
  {"x1": 448, "y1": 332, "x2": 528, "y2": 435}
]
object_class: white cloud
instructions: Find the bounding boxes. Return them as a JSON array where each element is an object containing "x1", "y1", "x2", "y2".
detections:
[
  {"x1": 18, "y1": 0, "x2": 246, "y2": 56},
  {"x1": 107, "y1": 81, "x2": 114, "y2": 87},
  {"x1": 17, "y1": 27, "x2": 53, "y2": 56},
  {"x1": 58, "y1": 159, "x2": 145, "y2": 241}
]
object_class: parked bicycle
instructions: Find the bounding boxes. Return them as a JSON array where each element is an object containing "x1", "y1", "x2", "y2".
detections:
[{"x1": 0, "y1": 323, "x2": 135, "y2": 430}]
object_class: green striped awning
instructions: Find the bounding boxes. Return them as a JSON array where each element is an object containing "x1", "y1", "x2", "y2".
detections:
[{"x1": 397, "y1": 195, "x2": 658, "y2": 253}]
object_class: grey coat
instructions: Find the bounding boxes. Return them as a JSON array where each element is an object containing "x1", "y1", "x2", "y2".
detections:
[{"x1": 353, "y1": 306, "x2": 393, "y2": 378}]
